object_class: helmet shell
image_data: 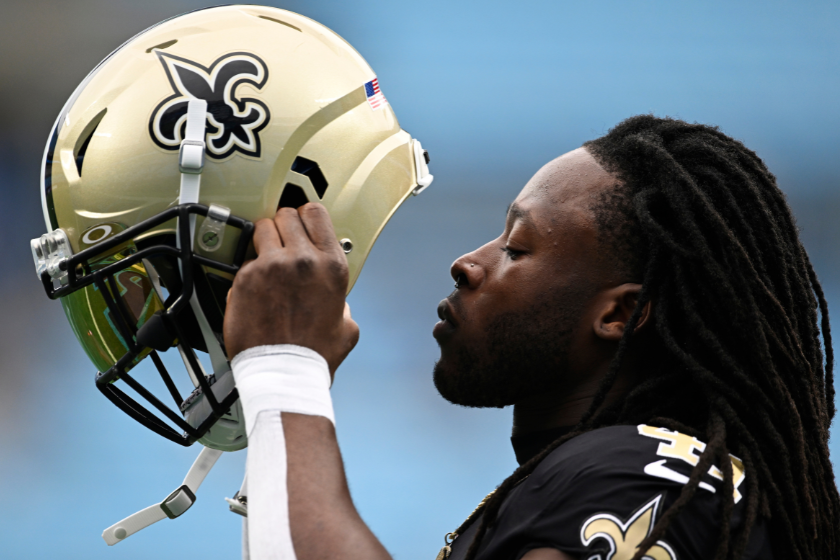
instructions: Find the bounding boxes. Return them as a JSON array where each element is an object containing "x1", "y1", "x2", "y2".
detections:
[{"x1": 42, "y1": 4, "x2": 422, "y2": 289}]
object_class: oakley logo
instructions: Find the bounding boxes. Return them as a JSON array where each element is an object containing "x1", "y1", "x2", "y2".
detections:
[{"x1": 149, "y1": 51, "x2": 270, "y2": 160}]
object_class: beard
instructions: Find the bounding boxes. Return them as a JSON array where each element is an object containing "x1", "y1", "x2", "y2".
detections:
[{"x1": 433, "y1": 293, "x2": 583, "y2": 408}]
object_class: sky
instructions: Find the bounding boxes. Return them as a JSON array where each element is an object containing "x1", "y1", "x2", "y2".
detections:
[{"x1": 0, "y1": 1, "x2": 838, "y2": 558}]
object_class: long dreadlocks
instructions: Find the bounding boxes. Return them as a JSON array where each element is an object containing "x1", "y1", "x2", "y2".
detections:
[{"x1": 459, "y1": 115, "x2": 839, "y2": 560}]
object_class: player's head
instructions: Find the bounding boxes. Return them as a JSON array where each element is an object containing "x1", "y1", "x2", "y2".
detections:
[
  {"x1": 432, "y1": 147, "x2": 647, "y2": 408},
  {"x1": 442, "y1": 115, "x2": 837, "y2": 559}
]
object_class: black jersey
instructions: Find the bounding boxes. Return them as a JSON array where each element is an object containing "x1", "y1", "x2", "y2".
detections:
[{"x1": 446, "y1": 425, "x2": 773, "y2": 560}]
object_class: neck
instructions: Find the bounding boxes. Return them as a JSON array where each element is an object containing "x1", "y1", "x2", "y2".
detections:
[{"x1": 511, "y1": 361, "x2": 636, "y2": 437}]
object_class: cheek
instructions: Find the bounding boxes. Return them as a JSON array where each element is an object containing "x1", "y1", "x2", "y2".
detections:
[{"x1": 477, "y1": 260, "x2": 548, "y2": 313}]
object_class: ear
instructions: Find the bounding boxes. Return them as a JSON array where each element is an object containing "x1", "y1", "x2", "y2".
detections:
[{"x1": 592, "y1": 283, "x2": 653, "y2": 341}]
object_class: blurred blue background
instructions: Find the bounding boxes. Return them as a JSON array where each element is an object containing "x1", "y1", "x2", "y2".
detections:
[{"x1": 1, "y1": 0, "x2": 838, "y2": 558}]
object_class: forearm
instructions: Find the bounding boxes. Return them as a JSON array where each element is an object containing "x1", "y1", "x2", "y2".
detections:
[
  {"x1": 233, "y1": 345, "x2": 388, "y2": 560},
  {"x1": 284, "y1": 412, "x2": 391, "y2": 560}
]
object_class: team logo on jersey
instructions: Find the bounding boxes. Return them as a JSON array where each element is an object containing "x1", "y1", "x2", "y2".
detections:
[
  {"x1": 580, "y1": 495, "x2": 677, "y2": 560},
  {"x1": 149, "y1": 51, "x2": 270, "y2": 160}
]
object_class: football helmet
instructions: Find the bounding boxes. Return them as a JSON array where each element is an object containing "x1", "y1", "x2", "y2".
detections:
[{"x1": 31, "y1": 5, "x2": 433, "y2": 452}]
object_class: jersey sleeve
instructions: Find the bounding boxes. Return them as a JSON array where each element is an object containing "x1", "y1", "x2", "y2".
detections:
[{"x1": 454, "y1": 425, "x2": 771, "y2": 560}]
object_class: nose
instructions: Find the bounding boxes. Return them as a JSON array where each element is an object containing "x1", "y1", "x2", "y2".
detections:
[{"x1": 450, "y1": 249, "x2": 485, "y2": 289}]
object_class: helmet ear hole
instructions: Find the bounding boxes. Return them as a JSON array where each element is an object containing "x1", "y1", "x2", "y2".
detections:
[
  {"x1": 278, "y1": 183, "x2": 309, "y2": 209},
  {"x1": 291, "y1": 157, "x2": 329, "y2": 198},
  {"x1": 74, "y1": 108, "x2": 107, "y2": 176}
]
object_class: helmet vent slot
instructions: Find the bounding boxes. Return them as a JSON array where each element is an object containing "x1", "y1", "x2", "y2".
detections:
[
  {"x1": 258, "y1": 15, "x2": 301, "y2": 32},
  {"x1": 291, "y1": 157, "x2": 329, "y2": 199},
  {"x1": 278, "y1": 184, "x2": 309, "y2": 209},
  {"x1": 74, "y1": 108, "x2": 107, "y2": 177},
  {"x1": 146, "y1": 39, "x2": 178, "y2": 53}
]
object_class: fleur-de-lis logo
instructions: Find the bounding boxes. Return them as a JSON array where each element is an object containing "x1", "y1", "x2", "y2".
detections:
[
  {"x1": 148, "y1": 51, "x2": 270, "y2": 160},
  {"x1": 580, "y1": 495, "x2": 677, "y2": 560}
]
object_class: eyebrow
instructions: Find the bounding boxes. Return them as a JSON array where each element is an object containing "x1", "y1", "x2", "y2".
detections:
[{"x1": 506, "y1": 202, "x2": 533, "y2": 225}]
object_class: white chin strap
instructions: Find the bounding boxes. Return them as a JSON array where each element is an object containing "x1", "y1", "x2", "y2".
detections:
[
  {"x1": 175, "y1": 99, "x2": 230, "y2": 376},
  {"x1": 102, "y1": 447, "x2": 223, "y2": 545},
  {"x1": 102, "y1": 99, "x2": 240, "y2": 545}
]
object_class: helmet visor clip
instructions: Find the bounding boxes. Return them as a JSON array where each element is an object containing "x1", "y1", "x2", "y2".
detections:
[
  {"x1": 411, "y1": 139, "x2": 434, "y2": 195},
  {"x1": 197, "y1": 204, "x2": 231, "y2": 252},
  {"x1": 31, "y1": 229, "x2": 72, "y2": 285}
]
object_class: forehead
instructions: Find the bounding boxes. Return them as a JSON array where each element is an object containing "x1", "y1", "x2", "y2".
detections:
[{"x1": 512, "y1": 147, "x2": 618, "y2": 227}]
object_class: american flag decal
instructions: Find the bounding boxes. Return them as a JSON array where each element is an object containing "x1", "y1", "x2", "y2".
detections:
[{"x1": 364, "y1": 78, "x2": 387, "y2": 110}]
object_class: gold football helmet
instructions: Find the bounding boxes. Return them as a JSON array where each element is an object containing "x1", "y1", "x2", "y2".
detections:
[{"x1": 30, "y1": 5, "x2": 433, "y2": 451}]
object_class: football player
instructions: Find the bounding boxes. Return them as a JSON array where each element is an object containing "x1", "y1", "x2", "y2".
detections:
[
  {"x1": 224, "y1": 116, "x2": 839, "y2": 559},
  {"x1": 30, "y1": 5, "x2": 838, "y2": 559}
]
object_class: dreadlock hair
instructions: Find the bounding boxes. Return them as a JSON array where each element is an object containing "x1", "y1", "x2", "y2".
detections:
[{"x1": 457, "y1": 115, "x2": 839, "y2": 560}]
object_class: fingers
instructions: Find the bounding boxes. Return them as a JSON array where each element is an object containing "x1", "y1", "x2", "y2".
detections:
[
  {"x1": 274, "y1": 207, "x2": 310, "y2": 251},
  {"x1": 263, "y1": 203, "x2": 341, "y2": 256},
  {"x1": 298, "y1": 203, "x2": 342, "y2": 255},
  {"x1": 252, "y1": 218, "x2": 283, "y2": 255}
]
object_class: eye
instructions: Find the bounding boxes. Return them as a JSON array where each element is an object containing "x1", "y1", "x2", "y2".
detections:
[{"x1": 502, "y1": 246, "x2": 524, "y2": 260}]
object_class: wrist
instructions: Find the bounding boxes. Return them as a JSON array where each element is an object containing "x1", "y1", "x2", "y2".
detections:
[{"x1": 231, "y1": 344, "x2": 334, "y2": 437}]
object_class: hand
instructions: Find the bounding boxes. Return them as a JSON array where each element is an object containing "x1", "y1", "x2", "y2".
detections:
[{"x1": 223, "y1": 203, "x2": 360, "y2": 377}]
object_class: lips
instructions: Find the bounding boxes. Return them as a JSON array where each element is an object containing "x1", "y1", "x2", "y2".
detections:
[
  {"x1": 433, "y1": 298, "x2": 459, "y2": 341},
  {"x1": 437, "y1": 299, "x2": 459, "y2": 327}
]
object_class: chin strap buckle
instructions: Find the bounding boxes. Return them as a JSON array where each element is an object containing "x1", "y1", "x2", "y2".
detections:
[
  {"x1": 179, "y1": 139, "x2": 206, "y2": 174},
  {"x1": 102, "y1": 446, "x2": 222, "y2": 546},
  {"x1": 178, "y1": 98, "x2": 208, "y2": 175},
  {"x1": 225, "y1": 490, "x2": 248, "y2": 517},
  {"x1": 225, "y1": 474, "x2": 248, "y2": 517},
  {"x1": 160, "y1": 484, "x2": 197, "y2": 519}
]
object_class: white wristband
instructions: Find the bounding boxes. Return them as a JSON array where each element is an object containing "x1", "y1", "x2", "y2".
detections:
[
  {"x1": 232, "y1": 344, "x2": 333, "y2": 560},
  {"x1": 231, "y1": 344, "x2": 334, "y2": 436}
]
